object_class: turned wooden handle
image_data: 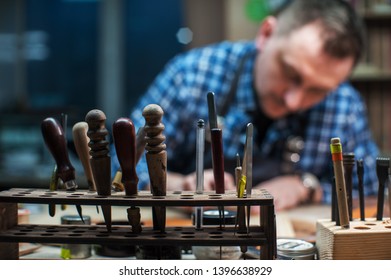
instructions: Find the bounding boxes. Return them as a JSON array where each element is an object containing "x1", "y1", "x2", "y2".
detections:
[
  {"x1": 41, "y1": 117, "x2": 75, "y2": 185},
  {"x1": 113, "y1": 117, "x2": 139, "y2": 195},
  {"x1": 142, "y1": 104, "x2": 167, "y2": 196},
  {"x1": 72, "y1": 122, "x2": 96, "y2": 191},
  {"x1": 85, "y1": 109, "x2": 111, "y2": 196}
]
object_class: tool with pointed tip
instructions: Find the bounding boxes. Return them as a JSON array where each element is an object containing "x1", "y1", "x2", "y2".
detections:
[
  {"x1": 85, "y1": 109, "x2": 112, "y2": 232},
  {"x1": 113, "y1": 118, "x2": 142, "y2": 233},
  {"x1": 330, "y1": 137, "x2": 349, "y2": 229},
  {"x1": 42, "y1": 117, "x2": 77, "y2": 190},
  {"x1": 142, "y1": 104, "x2": 167, "y2": 233},
  {"x1": 72, "y1": 122, "x2": 96, "y2": 192},
  {"x1": 41, "y1": 117, "x2": 84, "y2": 222},
  {"x1": 207, "y1": 91, "x2": 225, "y2": 230},
  {"x1": 60, "y1": 114, "x2": 84, "y2": 221},
  {"x1": 234, "y1": 154, "x2": 245, "y2": 230},
  {"x1": 343, "y1": 153, "x2": 355, "y2": 221},
  {"x1": 375, "y1": 157, "x2": 389, "y2": 221},
  {"x1": 72, "y1": 121, "x2": 99, "y2": 213},
  {"x1": 113, "y1": 118, "x2": 139, "y2": 196},
  {"x1": 207, "y1": 92, "x2": 225, "y2": 195},
  {"x1": 244, "y1": 123, "x2": 253, "y2": 237},
  {"x1": 195, "y1": 119, "x2": 205, "y2": 230},
  {"x1": 357, "y1": 159, "x2": 365, "y2": 221}
]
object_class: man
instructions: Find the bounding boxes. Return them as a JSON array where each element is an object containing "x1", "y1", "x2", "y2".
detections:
[{"x1": 112, "y1": 0, "x2": 379, "y2": 211}]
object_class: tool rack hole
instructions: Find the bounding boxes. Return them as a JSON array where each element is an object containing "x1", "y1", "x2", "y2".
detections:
[
  {"x1": 18, "y1": 192, "x2": 32, "y2": 194},
  {"x1": 39, "y1": 195, "x2": 52, "y2": 197},
  {"x1": 66, "y1": 226, "x2": 78, "y2": 230},
  {"x1": 20, "y1": 229, "x2": 33, "y2": 232},
  {"x1": 153, "y1": 234, "x2": 167, "y2": 238},
  {"x1": 124, "y1": 234, "x2": 139, "y2": 238},
  {"x1": 12, "y1": 194, "x2": 26, "y2": 197},
  {"x1": 209, "y1": 235, "x2": 223, "y2": 239},
  {"x1": 181, "y1": 231, "x2": 195, "y2": 235},
  {"x1": 354, "y1": 226, "x2": 370, "y2": 230},
  {"x1": 69, "y1": 233, "x2": 82, "y2": 237},
  {"x1": 365, "y1": 223, "x2": 376, "y2": 226},
  {"x1": 385, "y1": 226, "x2": 391, "y2": 229},
  {"x1": 181, "y1": 235, "x2": 194, "y2": 238},
  {"x1": 23, "y1": 225, "x2": 36, "y2": 229},
  {"x1": 209, "y1": 231, "x2": 223, "y2": 235},
  {"x1": 72, "y1": 230, "x2": 86, "y2": 234},
  {"x1": 88, "y1": 226, "x2": 98, "y2": 230},
  {"x1": 208, "y1": 194, "x2": 222, "y2": 199},
  {"x1": 41, "y1": 233, "x2": 54, "y2": 236},
  {"x1": 14, "y1": 232, "x2": 27, "y2": 235},
  {"x1": 46, "y1": 229, "x2": 58, "y2": 233},
  {"x1": 237, "y1": 234, "x2": 252, "y2": 238},
  {"x1": 180, "y1": 194, "x2": 194, "y2": 199}
]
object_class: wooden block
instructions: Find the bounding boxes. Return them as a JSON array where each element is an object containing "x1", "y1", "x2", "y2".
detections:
[{"x1": 316, "y1": 218, "x2": 391, "y2": 259}]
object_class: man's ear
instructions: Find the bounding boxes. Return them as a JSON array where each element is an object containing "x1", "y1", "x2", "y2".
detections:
[{"x1": 255, "y1": 16, "x2": 277, "y2": 51}]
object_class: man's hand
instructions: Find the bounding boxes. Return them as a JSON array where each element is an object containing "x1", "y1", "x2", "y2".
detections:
[{"x1": 254, "y1": 175, "x2": 314, "y2": 212}]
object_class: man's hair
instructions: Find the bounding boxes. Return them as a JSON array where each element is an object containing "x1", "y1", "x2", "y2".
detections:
[{"x1": 274, "y1": 0, "x2": 365, "y2": 65}]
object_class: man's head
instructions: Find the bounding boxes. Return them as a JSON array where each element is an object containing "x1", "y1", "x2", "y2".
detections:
[{"x1": 253, "y1": 0, "x2": 364, "y2": 119}]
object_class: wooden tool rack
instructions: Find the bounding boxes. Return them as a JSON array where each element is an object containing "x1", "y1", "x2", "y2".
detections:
[{"x1": 0, "y1": 188, "x2": 276, "y2": 260}]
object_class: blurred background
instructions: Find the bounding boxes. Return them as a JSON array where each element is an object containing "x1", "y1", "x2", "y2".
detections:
[
  {"x1": 1, "y1": 0, "x2": 391, "y2": 190},
  {"x1": 0, "y1": 0, "x2": 264, "y2": 189}
]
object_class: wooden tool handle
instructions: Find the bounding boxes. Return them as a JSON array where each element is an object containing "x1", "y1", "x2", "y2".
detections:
[
  {"x1": 113, "y1": 118, "x2": 139, "y2": 195},
  {"x1": 85, "y1": 109, "x2": 111, "y2": 196},
  {"x1": 72, "y1": 122, "x2": 96, "y2": 191},
  {"x1": 343, "y1": 153, "x2": 355, "y2": 221},
  {"x1": 330, "y1": 138, "x2": 349, "y2": 228},
  {"x1": 142, "y1": 104, "x2": 167, "y2": 196},
  {"x1": 41, "y1": 117, "x2": 75, "y2": 185},
  {"x1": 211, "y1": 128, "x2": 225, "y2": 194}
]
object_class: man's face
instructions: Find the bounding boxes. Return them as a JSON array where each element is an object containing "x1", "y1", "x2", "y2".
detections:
[{"x1": 254, "y1": 21, "x2": 354, "y2": 119}]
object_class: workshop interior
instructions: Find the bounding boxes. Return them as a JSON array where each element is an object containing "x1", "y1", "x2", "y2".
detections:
[{"x1": 1, "y1": 0, "x2": 391, "y2": 260}]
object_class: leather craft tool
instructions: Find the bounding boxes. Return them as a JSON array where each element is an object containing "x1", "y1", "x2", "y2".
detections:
[
  {"x1": 330, "y1": 137, "x2": 349, "y2": 229},
  {"x1": 357, "y1": 159, "x2": 365, "y2": 221},
  {"x1": 113, "y1": 117, "x2": 142, "y2": 233},
  {"x1": 85, "y1": 109, "x2": 112, "y2": 232},
  {"x1": 142, "y1": 104, "x2": 167, "y2": 233},
  {"x1": 343, "y1": 153, "x2": 355, "y2": 221},
  {"x1": 375, "y1": 157, "x2": 389, "y2": 221}
]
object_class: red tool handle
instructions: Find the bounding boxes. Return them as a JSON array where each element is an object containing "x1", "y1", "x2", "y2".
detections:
[
  {"x1": 211, "y1": 128, "x2": 225, "y2": 194},
  {"x1": 113, "y1": 118, "x2": 139, "y2": 195},
  {"x1": 41, "y1": 117, "x2": 75, "y2": 185}
]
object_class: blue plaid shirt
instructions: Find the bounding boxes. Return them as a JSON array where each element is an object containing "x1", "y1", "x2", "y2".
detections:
[{"x1": 111, "y1": 41, "x2": 379, "y2": 203}]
